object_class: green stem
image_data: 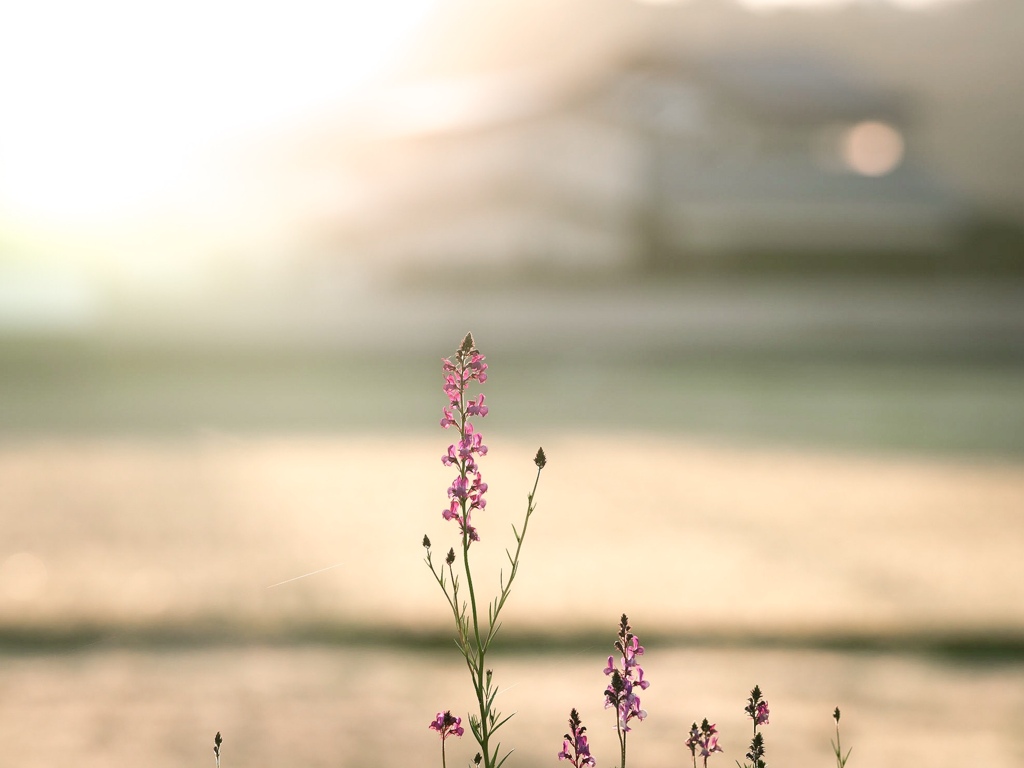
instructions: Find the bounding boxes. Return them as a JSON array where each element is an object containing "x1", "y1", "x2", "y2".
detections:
[
  {"x1": 426, "y1": 551, "x2": 460, "y2": 634},
  {"x1": 455, "y1": 356, "x2": 492, "y2": 768},
  {"x1": 483, "y1": 463, "x2": 542, "y2": 651},
  {"x1": 462, "y1": 535, "x2": 491, "y2": 767}
]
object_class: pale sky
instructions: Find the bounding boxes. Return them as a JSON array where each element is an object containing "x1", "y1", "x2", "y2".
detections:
[{"x1": 0, "y1": 0, "x2": 436, "y2": 232}]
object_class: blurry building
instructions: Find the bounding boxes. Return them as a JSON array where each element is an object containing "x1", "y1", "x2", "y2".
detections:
[{"x1": 310, "y1": 50, "x2": 971, "y2": 282}]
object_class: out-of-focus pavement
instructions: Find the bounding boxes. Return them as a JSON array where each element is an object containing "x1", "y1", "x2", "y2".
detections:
[{"x1": 2, "y1": 434, "x2": 1021, "y2": 641}]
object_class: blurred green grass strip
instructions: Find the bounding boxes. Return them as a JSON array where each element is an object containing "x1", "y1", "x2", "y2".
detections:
[
  {"x1": 2, "y1": 619, "x2": 1023, "y2": 665},
  {"x1": 1, "y1": 338, "x2": 1022, "y2": 457}
]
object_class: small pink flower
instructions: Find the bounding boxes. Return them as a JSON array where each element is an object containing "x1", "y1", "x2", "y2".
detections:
[
  {"x1": 701, "y1": 735, "x2": 722, "y2": 758},
  {"x1": 428, "y1": 711, "x2": 464, "y2": 741},
  {"x1": 467, "y1": 354, "x2": 487, "y2": 380},
  {"x1": 467, "y1": 395, "x2": 488, "y2": 417},
  {"x1": 442, "y1": 445, "x2": 458, "y2": 466},
  {"x1": 755, "y1": 701, "x2": 769, "y2": 726},
  {"x1": 686, "y1": 722, "x2": 701, "y2": 754},
  {"x1": 448, "y1": 477, "x2": 470, "y2": 500},
  {"x1": 635, "y1": 666, "x2": 649, "y2": 690},
  {"x1": 461, "y1": 518, "x2": 480, "y2": 542},
  {"x1": 440, "y1": 408, "x2": 457, "y2": 429},
  {"x1": 625, "y1": 636, "x2": 644, "y2": 661},
  {"x1": 558, "y1": 740, "x2": 572, "y2": 761}
]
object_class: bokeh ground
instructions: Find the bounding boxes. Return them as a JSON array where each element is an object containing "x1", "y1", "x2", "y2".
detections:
[{"x1": 2, "y1": 435, "x2": 1022, "y2": 638}]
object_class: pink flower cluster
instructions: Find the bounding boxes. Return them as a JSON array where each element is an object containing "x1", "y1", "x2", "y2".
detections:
[
  {"x1": 742, "y1": 685, "x2": 769, "y2": 768},
  {"x1": 440, "y1": 334, "x2": 489, "y2": 544},
  {"x1": 686, "y1": 719, "x2": 723, "y2": 767},
  {"x1": 603, "y1": 614, "x2": 649, "y2": 733},
  {"x1": 754, "y1": 701, "x2": 769, "y2": 727},
  {"x1": 428, "y1": 710, "x2": 465, "y2": 741},
  {"x1": 557, "y1": 708, "x2": 596, "y2": 768},
  {"x1": 743, "y1": 685, "x2": 770, "y2": 728}
]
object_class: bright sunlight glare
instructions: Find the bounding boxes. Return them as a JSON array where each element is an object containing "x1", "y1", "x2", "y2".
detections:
[{"x1": 0, "y1": 0, "x2": 436, "y2": 229}]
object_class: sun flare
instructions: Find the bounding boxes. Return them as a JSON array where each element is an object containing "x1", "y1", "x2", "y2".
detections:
[{"x1": 0, "y1": 0, "x2": 435, "y2": 231}]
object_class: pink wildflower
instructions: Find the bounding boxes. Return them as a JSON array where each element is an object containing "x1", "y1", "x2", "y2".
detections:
[
  {"x1": 686, "y1": 719, "x2": 723, "y2": 768},
  {"x1": 635, "y1": 666, "x2": 649, "y2": 691},
  {"x1": 440, "y1": 408, "x2": 457, "y2": 429},
  {"x1": 558, "y1": 709, "x2": 596, "y2": 768},
  {"x1": 742, "y1": 685, "x2": 769, "y2": 767},
  {"x1": 604, "y1": 614, "x2": 650, "y2": 734},
  {"x1": 744, "y1": 685, "x2": 770, "y2": 730},
  {"x1": 755, "y1": 701, "x2": 770, "y2": 727},
  {"x1": 467, "y1": 394, "x2": 488, "y2": 417},
  {"x1": 430, "y1": 710, "x2": 464, "y2": 768},
  {"x1": 429, "y1": 711, "x2": 464, "y2": 740}
]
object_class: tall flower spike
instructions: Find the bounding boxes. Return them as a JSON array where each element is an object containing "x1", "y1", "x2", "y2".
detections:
[
  {"x1": 439, "y1": 335, "x2": 489, "y2": 545},
  {"x1": 697, "y1": 719, "x2": 723, "y2": 767},
  {"x1": 557, "y1": 708, "x2": 596, "y2": 768},
  {"x1": 744, "y1": 686, "x2": 769, "y2": 730},
  {"x1": 686, "y1": 722, "x2": 701, "y2": 768},
  {"x1": 603, "y1": 614, "x2": 648, "y2": 768},
  {"x1": 604, "y1": 614, "x2": 648, "y2": 733},
  {"x1": 742, "y1": 686, "x2": 769, "y2": 768}
]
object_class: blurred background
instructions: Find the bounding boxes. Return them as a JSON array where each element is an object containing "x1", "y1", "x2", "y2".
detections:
[{"x1": 1, "y1": 0, "x2": 1023, "y2": 766}]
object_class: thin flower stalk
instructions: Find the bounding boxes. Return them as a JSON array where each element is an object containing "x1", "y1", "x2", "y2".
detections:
[
  {"x1": 557, "y1": 708, "x2": 596, "y2": 768},
  {"x1": 737, "y1": 686, "x2": 769, "y2": 768},
  {"x1": 602, "y1": 614, "x2": 649, "y2": 768},
  {"x1": 831, "y1": 708, "x2": 852, "y2": 768},
  {"x1": 429, "y1": 710, "x2": 465, "y2": 768}
]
